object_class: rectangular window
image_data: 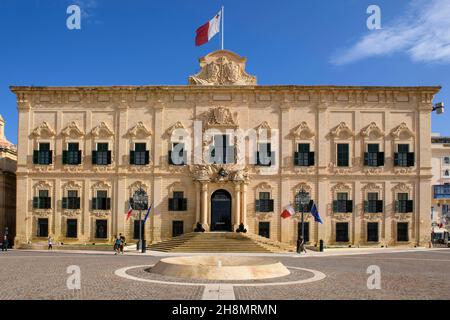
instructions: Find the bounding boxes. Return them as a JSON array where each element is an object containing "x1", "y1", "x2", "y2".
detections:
[
  {"x1": 131, "y1": 143, "x2": 149, "y2": 165},
  {"x1": 396, "y1": 193, "x2": 413, "y2": 213},
  {"x1": 397, "y1": 222, "x2": 409, "y2": 241},
  {"x1": 294, "y1": 143, "x2": 314, "y2": 166},
  {"x1": 366, "y1": 192, "x2": 379, "y2": 213},
  {"x1": 63, "y1": 143, "x2": 81, "y2": 165},
  {"x1": 34, "y1": 142, "x2": 52, "y2": 165},
  {"x1": 211, "y1": 135, "x2": 234, "y2": 164},
  {"x1": 169, "y1": 192, "x2": 187, "y2": 211},
  {"x1": 256, "y1": 192, "x2": 274, "y2": 212},
  {"x1": 34, "y1": 190, "x2": 51, "y2": 209},
  {"x1": 92, "y1": 190, "x2": 110, "y2": 211},
  {"x1": 337, "y1": 143, "x2": 349, "y2": 167},
  {"x1": 298, "y1": 222, "x2": 310, "y2": 243},
  {"x1": 95, "y1": 220, "x2": 108, "y2": 239},
  {"x1": 172, "y1": 221, "x2": 184, "y2": 237},
  {"x1": 365, "y1": 144, "x2": 382, "y2": 167},
  {"x1": 334, "y1": 192, "x2": 351, "y2": 213},
  {"x1": 259, "y1": 222, "x2": 270, "y2": 239},
  {"x1": 37, "y1": 218, "x2": 49, "y2": 237},
  {"x1": 66, "y1": 219, "x2": 78, "y2": 238},
  {"x1": 169, "y1": 143, "x2": 186, "y2": 165},
  {"x1": 63, "y1": 190, "x2": 80, "y2": 210},
  {"x1": 257, "y1": 143, "x2": 274, "y2": 166},
  {"x1": 395, "y1": 144, "x2": 414, "y2": 167},
  {"x1": 336, "y1": 222, "x2": 349, "y2": 242},
  {"x1": 367, "y1": 222, "x2": 379, "y2": 242},
  {"x1": 93, "y1": 143, "x2": 110, "y2": 165}
]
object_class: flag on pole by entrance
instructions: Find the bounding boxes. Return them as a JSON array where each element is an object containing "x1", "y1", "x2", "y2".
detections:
[
  {"x1": 311, "y1": 202, "x2": 323, "y2": 224},
  {"x1": 143, "y1": 204, "x2": 152, "y2": 224},
  {"x1": 126, "y1": 204, "x2": 133, "y2": 221},
  {"x1": 281, "y1": 204, "x2": 295, "y2": 219},
  {"x1": 195, "y1": 10, "x2": 221, "y2": 46}
]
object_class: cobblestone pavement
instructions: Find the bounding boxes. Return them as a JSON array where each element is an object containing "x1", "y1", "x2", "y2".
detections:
[{"x1": 0, "y1": 249, "x2": 449, "y2": 300}]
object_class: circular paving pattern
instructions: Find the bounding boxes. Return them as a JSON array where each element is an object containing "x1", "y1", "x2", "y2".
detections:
[{"x1": 115, "y1": 264, "x2": 326, "y2": 287}]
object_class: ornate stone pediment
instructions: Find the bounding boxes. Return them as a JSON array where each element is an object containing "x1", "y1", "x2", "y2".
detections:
[
  {"x1": 361, "y1": 122, "x2": 384, "y2": 139},
  {"x1": 91, "y1": 122, "x2": 114, "y2": 138},
  {"x1": 189, "y1": 50, "x2": 257, "y2": 85},
  {"x1": 204, "y1": 106, "x2": 238, "y2": 128},
  {"x1": 330, "y1": 122, "x2": 354, "y2": 139},
  {"x1": 392, "y1": 182, "x2": 411, "y2": 193},
  {"x1": 391, "y1": 123, "x2": 414, "y2": 139},
  {"x1": 190, "y1": 164, "x2": 249, "y2": 183},
  {"x1": 165, "y1": 121, "x2": 186, "y2": 139},
  {"x1": 31, "y1": 122, "x2": 56, "y2": 138},
  {"x1": 290, "y1": 122, "x2": 315, "y2": 139},
  {"x1": 61, "y1": 121, "x2": 85, "y2": 138},
  {"x1": 127, "y1": 122, "x2": 152, "y2": 138}
]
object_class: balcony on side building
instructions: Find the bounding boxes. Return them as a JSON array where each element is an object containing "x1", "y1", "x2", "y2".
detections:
[{"x1": 433, "y1": 184, "x2": 450, "y2": 199}]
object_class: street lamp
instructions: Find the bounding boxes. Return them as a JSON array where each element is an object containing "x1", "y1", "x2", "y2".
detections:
[
  {"x1": 132, "y1": 187, "x2": 148, "y2": 253},
  {"x1": 297, "y1": 187, "x2": 310, "y2": 251},
  {"x1": 432, "y1": 102, "x2": 445, "y2": 114}
]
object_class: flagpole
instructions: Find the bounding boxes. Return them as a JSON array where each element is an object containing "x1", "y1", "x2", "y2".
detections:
[{"x1": 221, "y1": 5, "x2": 224, "y2": 50}]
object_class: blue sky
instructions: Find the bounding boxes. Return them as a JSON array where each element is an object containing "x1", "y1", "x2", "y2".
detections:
[{"x1": 1, "y1": 0, "x2": 449, "y2": 144}]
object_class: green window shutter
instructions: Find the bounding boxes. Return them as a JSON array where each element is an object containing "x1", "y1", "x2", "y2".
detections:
[
  {"x1": 364, "y1": 201, "x2": 369, "y2": 213},
  {"x1": 364, "y1": 152, "x2": 369, "y2": 166},
  {"x1": 407, "y1": 153, "x2": 415, "y2": 167},
  {"x1": 62, "y1": 151, "x2": 68, "y2": 165},
  {"x1": 182, "y1": 198, "x2": 188, "y2": 211},
  {"x1": 168, "y1": 198, "x2": 174, "y2": 211},
  {"x1": 376, "y1": 200, "x2": 384, "y2": 213},
  {"x1": 33, "y1": 197, "x2": 39, "y2": 208},
  {"x1": 75, "y1": 197, "x2": 81, "y2": 209},
  {"x1": 294, "y1": 152, "x2": 299, "y2": 166},
  {"x1": 378, "y1": 152, "x2": 385, "y2": 166},
  {"x1": 333, "y1": 200, "x2": 338, "y2": 212},
  {"x1": 107, "y1": 151, "x2": 112, "y2": 165},
  {"x1": 406, "y1": 200, "x2": 414, "y2": 213},
  {"x1": 308, "y1": 152, "x2": 315, "y2": 166},
  {"x1": 395, "y1": 200, "x2": 399, "y2": 213},
  {"x1": 129, "y1": 151, "x2": 135, "y2": 165},
  {"x1": 62, "y1": 197, "x2": 68, "y2": 209},
  {"x1": 255, "y1": 199, "x2": 260, "y2": 212},
  {"x1": 48, "y1": 151, "x2": 53, "y2": 164},
  {"x1": 106, "y1": 198, "x2": 111, "y2": 210},
  {"x1": 92, "y1": 151, "x2": 97, "y2": 165},
  {"x1": 92, "y1": 198, "x2": 97, "y2": 210},
  {"x1": 145, "y1": 151, "x2": 150, "y2": 165},
  {"x1": 346, "y1": 200, "x2": 353, "y2": 213},
  {"x1": 33, "y1": 150, "x2": 39, "y2": 164},
  {"x1": 394, "y1": 153, "x2": 399, "y2": 166},
  {"x1": 268, "y1": 199, "x2": 274, "y2": 212}
]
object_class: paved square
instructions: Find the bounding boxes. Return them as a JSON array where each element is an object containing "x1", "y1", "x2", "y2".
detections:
[{"x1": 0, "y1": 249, "x2": 449, "y2": 300}]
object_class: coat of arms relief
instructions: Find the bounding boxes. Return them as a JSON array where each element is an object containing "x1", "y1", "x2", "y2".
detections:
[{"x1": 189, "y1": 50, "x2": 257, "y2": 85}]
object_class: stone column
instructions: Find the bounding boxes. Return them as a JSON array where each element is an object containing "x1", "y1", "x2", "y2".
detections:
[
  {"x1": 241, "y1": 183, "x2": 248, "y2": 228},
  {"x1": 193, "y1": 181, "x2": 201, "y2": 229},
  {"x1": 201, "y1": 182, "x2": 209, "y2": 230},
  {"x1": 234, "y1": 183, "x2": 241, "y2": 230}
]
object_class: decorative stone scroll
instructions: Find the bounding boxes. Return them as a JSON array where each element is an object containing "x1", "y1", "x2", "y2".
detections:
[
  {"x1": 31, "y1": 122, "x2": 56, "y2": 138},
  {"x1": 189, "y1": 50, "x2": 257, "y2": 85},
  {"x1": 61, "y1": 121, "x2": 85, "y2": 138},
  {"x1": 91, "y1": 122, "x2": 114, "y2": 138},
  {"x1": 127, "y1": 122, "x2": 152, "y2": 138}
]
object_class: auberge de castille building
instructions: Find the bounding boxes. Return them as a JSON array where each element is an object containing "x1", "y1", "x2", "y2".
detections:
[{"x1": 11, "y1": 50, "x2": 440, "y2": 247}]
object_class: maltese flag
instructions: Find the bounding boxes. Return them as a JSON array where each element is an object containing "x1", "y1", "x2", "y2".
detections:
[
  {"x1": 195, "y1": 10, "x2": 221, "y2": 46},
  {"x1": 281, "y1": 204, "x2": 295, "y2": 219}
]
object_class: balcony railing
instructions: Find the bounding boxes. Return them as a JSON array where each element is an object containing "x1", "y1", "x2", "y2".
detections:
[{"x1": 433, "y1": 185, "x2": 450, "y2": 199}]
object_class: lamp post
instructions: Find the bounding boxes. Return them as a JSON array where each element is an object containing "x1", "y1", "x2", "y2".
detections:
[
  {"x1": 132, "y1": 187, "x2": 148, "y2": 253},
  {"x1": 297, "y1": 187, "x2": 311, "y2": 248}
]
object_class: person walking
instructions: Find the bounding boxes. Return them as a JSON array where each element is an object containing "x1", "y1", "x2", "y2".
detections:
[
  {"x1": 114, "y1": 236, "x2": 121, "y2": 255},
  {"x1": 2, "y1": 235, "x2": 8, "y2": 251},
  {"x1": 119, "y1": 233, "x2": 125, "y2": 255},
  {"x1": 47, "y1": 236, "x2": 53, "y2": 250},
  {"x1": 299, "y1": 236, "x2": 307, "y2": 254}
]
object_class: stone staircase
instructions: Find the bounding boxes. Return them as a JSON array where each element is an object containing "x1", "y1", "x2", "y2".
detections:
[{"x1": 147, "y1": 232, "x2": 294, "y2": 253}]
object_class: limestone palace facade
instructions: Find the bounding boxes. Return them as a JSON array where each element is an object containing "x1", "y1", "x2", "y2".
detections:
[{"x1": 11, "y1": 50, "x2": 440, "y2": 247}]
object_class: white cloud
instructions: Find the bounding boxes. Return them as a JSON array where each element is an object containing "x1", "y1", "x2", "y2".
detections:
[
  {"x1": 331, "y1": 0, "x2": 450, "y2": 65},
  {"x1": 72, "y1": 0, "x2": 99, "y2": 21}
]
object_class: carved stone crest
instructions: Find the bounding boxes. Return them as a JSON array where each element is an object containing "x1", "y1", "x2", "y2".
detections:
[
  {"x1": 205, "y1": 107, "x2": 238, "y2": 128},
  {"x1": 189, "y1": 50, "x2": 257, "y2": 85}
]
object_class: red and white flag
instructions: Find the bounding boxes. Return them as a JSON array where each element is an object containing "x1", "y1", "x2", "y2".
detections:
[
  {"x1": 126, "y1": 204, "x2": 133, "y2": 221},
  {"x1": 195, "y1": 10, "x2": 221, "y2": 46},
  {"x1": 281, "y1": 204, "x2": 295, "y2": 219}
]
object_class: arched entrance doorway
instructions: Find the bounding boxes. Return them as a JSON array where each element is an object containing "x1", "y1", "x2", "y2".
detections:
[{"x1": 210, "y1": 189, "x2": 232, "y2": 231}]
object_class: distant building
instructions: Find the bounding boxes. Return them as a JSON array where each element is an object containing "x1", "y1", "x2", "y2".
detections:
[
  {"x1": 11, "y1": 50, "x2": 439, "y2": 247},
  {"x1": 0, "y1": 115, "x2": 17, "y2": 243},
  {"x1": 431, "y1": 134, "x2": 450, "y2": 233}
]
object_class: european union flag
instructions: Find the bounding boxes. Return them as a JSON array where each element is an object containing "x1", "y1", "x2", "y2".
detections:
[
  {"x1": 143, "y1": 204, "x2": 152, "y2": 224},
  {"x1": 311, "y1": 202, "x2": 323, "y2": 224}
]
